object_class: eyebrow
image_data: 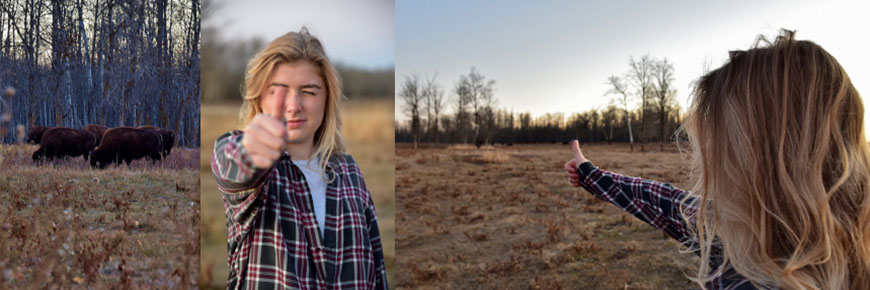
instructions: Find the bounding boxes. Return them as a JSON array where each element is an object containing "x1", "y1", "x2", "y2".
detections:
[
  {"x1": 300, "y1": 84, "x2": 322, "y2": 90},
  {"x1": 268, "y1": 83, "x2": 322, "y2": 90}
]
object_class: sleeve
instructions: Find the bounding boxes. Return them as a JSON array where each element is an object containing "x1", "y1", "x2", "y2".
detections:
[
  {"x1": 575, "y1": 161, "x2": 698, "y2": 246},
  {"x1": 348, "y1": 154, "x2": 389, "y2": 290},
  {"x1": 366, "y1": 193, "x2": 388, "y2": 290},
  {"x1": 210, "y1": 131, "x2": 271, "y2": 229},
  {"x1": 211, "y1": 131, "x2": 270, "y2": 192}
]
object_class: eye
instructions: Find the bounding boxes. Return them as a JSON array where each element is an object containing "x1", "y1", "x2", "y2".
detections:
[{"x1": 302, "y1": 90, "x2": 316, "y2": 96}]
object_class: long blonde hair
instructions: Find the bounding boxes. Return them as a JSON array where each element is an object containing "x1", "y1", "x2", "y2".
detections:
[
  {"x1": 683, "y1": 29, "x2": 870, "y2": 289},
  {"x1": 240, "y1": 27, "x2": 345, "y2": 172}
]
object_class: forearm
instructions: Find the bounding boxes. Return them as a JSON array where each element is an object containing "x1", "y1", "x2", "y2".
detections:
[
  {"x1": 574, "y1": 161, "x2": 696, "y2": 244},
  {"x1": 212, "y1": 131, "x2": 274, "y2": 230}
]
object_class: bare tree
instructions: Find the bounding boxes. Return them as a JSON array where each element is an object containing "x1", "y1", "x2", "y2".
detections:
[
  {"x1": 422, "y1": 73, "x2": 444, "y2": 144},
  {"x1": 606, "y1": 75, "x2": 635, "y2": 152},
  {"x1": 400, "y1": 73, "x2": 423, "y2": 148},
  {"x1": 452, "y1": 79, "x2": 472, "y2": 144},
  {"x1": 629, "y1": 54, "x2": 654, "y2": 152},
  {"x1": 455, "y1": 67, "x2": 495, "y2": 147},
  {"x1": 653, "y1": 57, "x2": 676, "y2": 150}
]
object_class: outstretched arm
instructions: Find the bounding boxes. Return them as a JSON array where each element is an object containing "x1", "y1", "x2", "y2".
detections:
[
  {"x1": 211, "y1": 86, "x2": 291, "y2": 231},
  {"x1": 211, "y1": 85, "x2": 290, "y2": 192},
  {"x1": 563, "y1": 140, "x2": 698, "y2": 245}
]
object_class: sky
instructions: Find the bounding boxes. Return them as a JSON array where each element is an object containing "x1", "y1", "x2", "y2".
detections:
[
  {"x1": 395, "y1": 0, "x2": 870, "y2": 129},
  {"x1": 205, "y1": 0, "x2": 395, "y2": 69}
]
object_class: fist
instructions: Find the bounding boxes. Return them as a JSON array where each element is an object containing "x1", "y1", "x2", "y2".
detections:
[
  {"x1": 242, "y1": 86, "x2": 289, "y2": 169},
  {"x1": 564, "y1": 140, "x2": 589, "y2": 187}
]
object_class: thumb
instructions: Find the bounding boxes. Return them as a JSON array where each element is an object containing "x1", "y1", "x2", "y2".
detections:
[
  {"x1": 571, "y1": 140, "x2": 583, "y2": 159},
  {"x1": 269, "y1": 86, "x2": 287, "y2": 121}
]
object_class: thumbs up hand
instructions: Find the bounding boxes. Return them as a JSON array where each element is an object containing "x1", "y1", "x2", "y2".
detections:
[
  {"x1": 267, "y1": 86, "x2": 288, "y2": 122},
  {"x1": 242, "y1": 86, "x2": 291, "y2": 169},
  {"x1": 564, "y1": 140, "x2": 589, "y2": 187}
]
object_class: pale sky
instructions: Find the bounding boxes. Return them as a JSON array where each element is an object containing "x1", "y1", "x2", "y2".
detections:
[
  {"x1": 395, "y1": 0, "x2": 870, "y2": 132},
  {"x1": 206, "y1": 0, "x2": 395, "y2": 69}
]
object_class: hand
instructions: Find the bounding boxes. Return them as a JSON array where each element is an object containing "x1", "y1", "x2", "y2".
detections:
[
  {"x1": 242, "y1": 86, "x2": 289, "y2": 169},
  {"x1": 564, "y1": 140, "x2": 589, "y2": 187}
]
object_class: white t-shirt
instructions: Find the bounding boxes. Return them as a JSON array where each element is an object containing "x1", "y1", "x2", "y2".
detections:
[{"x1": 291, "y1": 157, "x2": 327, "y2": 237}]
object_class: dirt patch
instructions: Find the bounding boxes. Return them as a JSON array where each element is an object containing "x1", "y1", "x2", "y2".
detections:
[{"x1": 396, "y1": 143, "x2": 698, "y2": 290}]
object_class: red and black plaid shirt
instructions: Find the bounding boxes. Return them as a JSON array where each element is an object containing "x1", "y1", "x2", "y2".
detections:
[
  {"x1": 211, "y1": 130, "x2": 388, "y2": 290},
  {"x1": 576, "y1": 161, "x2": 772, "y2": 290}
]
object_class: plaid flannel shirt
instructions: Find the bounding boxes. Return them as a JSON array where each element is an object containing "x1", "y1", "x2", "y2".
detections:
[
  {"x1": 576, "y1": 161, "x2": 773, "y2": 290},
  {"x1": 211, "y1": 130, "x2": 388, "y2": 290}
]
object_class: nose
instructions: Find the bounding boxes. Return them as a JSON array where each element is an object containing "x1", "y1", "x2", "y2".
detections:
[{"x1": 285, "y1": 89, "x2": 303, "y2": 113}]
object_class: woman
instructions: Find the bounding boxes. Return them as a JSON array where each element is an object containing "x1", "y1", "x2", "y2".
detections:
[
  {"x1": 565, "y1": 30, "x2": 869, "y2": 289},
  {"x1": 211, "y1": 28, "x2": 388, "y2": 289}
]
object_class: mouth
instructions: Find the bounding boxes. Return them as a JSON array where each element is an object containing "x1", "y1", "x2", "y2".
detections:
[{"x1": 286, "y1": 119, "x2": 306, "y2": 129}]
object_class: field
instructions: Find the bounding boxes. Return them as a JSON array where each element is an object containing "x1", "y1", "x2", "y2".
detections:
[
  {"x1": 395, "y1": 143, "x2": 699, "y2": 289},
  {"x1": 0, "y1": 143, "x2": 200, "y2": 288},
  {"x1": 199, "y1": 99, "x2": 395, "y2": 289}
]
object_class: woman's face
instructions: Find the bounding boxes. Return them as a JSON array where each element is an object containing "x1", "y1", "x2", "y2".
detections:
[{"x1": 260, "y1": 60, "x2": 327, "y2": 148}]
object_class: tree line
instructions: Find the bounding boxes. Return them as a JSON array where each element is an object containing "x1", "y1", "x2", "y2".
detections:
[
  {"x1": 397, "y1": 55, "x2": 686, "y2": 151},
  {"x1": 200, "y1": 28, "x2": 394, "y2": 104},
  {"x1": 0, "y1": 0, "x2": 201, "y2": 146}
]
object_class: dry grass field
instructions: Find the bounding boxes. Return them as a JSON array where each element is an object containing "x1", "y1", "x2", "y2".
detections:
[
  {"x1": 0, "y1": 144, "x2": 200, "y2": 288},
  {"x1": 199, "y1": 99, "x2": 395, "y2": 289},
  {"x1": 395, "y1": 143, "x2": 700, "y2": 290}
]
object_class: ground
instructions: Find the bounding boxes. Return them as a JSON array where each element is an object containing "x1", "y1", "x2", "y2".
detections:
[
  {"x1": 199, "y1": 99, "x2": 396, "y2": 289},
  {"x1": 0, "y1": 144, "x2": 200, "y2": 289},
  {"x1": 395, "y1": 142, "x2": 700, "y2": 290}
]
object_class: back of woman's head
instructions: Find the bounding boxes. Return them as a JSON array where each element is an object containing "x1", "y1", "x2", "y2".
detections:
[{"x1": 685, "y1": 29, "x2": 870, "y2": 289}]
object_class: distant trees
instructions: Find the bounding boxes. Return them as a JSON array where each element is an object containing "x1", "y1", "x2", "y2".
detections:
[
  {"x1": 454, "y1": 68, "x2": 496, "y2": 147},
  {"x1": 606, "y1": 75, "x2": 634, "y2": 151},
  {"x1": 399, "y1": 73, "x2": 422, "y2": 148},
  {"x1": 422, "y1": 74, "x2": 444, "y2": 144},
  {"x1": 199, "y1": 32, "x2": 395, "y2": 103},
  {"x1": 601, "y1": 55, "x2": 680, "y2": 151},
  {"x1": 629, "y1": 54, "x2": 655, "y2": 152},
  {"x1": 398, "y1": 72, "x2": 445, "y2": 149},
  {"x1": 397, "y1": 103, "x2": 685, "y2": 146},
  {"x1": 653, "y1": 58, "x2": 676, "y2": 150},
  {"x1": 397, "y1": 58, "x2": 685, "y2": 148},
  {"x1": 0, "y1": 0, "x2": 201, "y2": 146}
]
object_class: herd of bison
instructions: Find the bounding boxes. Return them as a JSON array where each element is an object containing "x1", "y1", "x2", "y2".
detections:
[{"x1": 26, "y1": 124, "x2": 175, "y2": 169}]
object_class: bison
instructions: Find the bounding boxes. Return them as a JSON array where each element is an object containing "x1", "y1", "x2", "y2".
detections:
[
  {"x1": 26, "y1": 125, "x2": 52, "y2": 144},
  {"x1": 90, "y1": 127, "x2": 163, "y2": 169},
  {"x1": 32, "y1": 128, "x2": 98, "y2": 163},
  {"x1": 138, "y1": 125, "x2": 175, "y2": 157},
  {"x1": 83, "y1": 124, "x2": 109, "y2": 144}
]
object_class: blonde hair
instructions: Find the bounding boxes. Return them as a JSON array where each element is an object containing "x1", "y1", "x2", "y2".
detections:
[
  {"x1": 240, "y1": 27, "x2": 345, "y2": 173},
  {"x1": 682, "y1": 29, "x2": 870, "y2": 289}
]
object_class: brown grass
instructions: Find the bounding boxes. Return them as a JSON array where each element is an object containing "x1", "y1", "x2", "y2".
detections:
[
  {"x1": 0, "y1": 144, "x2": 200, "y2": 288},
  {"x1": 478, "y1": 150, "x2": 510, "y2": 163},
  {"x1": 199, "y1": 99, "x2": 395, "y2": 289},
  {"x1": 395, "y1": 143, "x2": 698, "y2": 290}
]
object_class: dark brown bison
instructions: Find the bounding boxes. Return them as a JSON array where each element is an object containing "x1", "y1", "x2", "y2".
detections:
[
  {"x1": 90, "y1": 127, "x2": 163, "y2": 169},
  {"x1": 83, "y1": 124, "x2": 109, "y2": 144},
  {"x1": 26, "y1": 125, "x2": 52, "y2": 144},
  {"x1": 32, "y1": 128, "x2": 98, "y2": 163},
  {"x1": 138, "y1": 125, "x2": 175, "y2": 157}
]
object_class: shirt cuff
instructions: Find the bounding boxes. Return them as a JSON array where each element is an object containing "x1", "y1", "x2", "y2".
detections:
[{"x1": 577, "y1": 161, "x2": 597, "y2": 177}]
